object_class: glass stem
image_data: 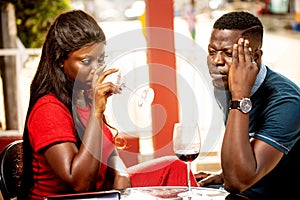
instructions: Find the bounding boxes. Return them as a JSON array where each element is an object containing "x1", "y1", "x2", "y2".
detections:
[
  {"x1": 187, "y1": 161, "x2": 191, "y2": 192},
  {"x1": 120, "y1": 84, "x2": 140, "y2": 98}
]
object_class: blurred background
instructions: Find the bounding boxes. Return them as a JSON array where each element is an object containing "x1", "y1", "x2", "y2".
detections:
[{"x1": 0, "y1": 0, "x2": 299, "y2": 175}]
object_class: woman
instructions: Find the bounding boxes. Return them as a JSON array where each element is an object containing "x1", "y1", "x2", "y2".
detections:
[{"x1": 21, "y1": 10, "x2": 197, "y2": 200}]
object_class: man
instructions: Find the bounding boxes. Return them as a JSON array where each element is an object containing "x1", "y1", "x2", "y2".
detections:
[{"x1": 195, "y1": 11, "x2": 300, "y2": 198}]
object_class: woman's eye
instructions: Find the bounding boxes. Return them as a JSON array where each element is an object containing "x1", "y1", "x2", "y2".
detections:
[
  {"x1": 98, "y1": 55, "x2": 107, "y2": 65},
  {"x1": 98, "y1": 58, "x2": 105, "y2": 65},
  {"x1": 81, "y1": 58, "x2": 91, "y2": 65}
]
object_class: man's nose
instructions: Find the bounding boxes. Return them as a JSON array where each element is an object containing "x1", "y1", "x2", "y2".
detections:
[{"x1": 213, "y1": 52, "x2": 225, "y2": 66}]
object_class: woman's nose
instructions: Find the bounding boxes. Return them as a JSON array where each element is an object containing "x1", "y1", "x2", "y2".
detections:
[{"x1": 91, "y1": 63, "x2": 106, "y2": 73}]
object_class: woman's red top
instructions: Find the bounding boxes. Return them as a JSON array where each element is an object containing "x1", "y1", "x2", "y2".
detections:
[{"x1": 27, "y1": 94, "x2": 114, "y2": 199}]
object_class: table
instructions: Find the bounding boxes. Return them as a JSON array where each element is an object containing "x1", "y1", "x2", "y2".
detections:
[
  {"x1": 120, "y1": 186, "x2": 229, "y2": 199},
  {"x1": 45, "y1": 187, "x2": 251, "y2": 200}
]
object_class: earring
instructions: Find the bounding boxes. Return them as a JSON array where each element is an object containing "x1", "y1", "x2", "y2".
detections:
[{"x1": 60, "y1": 65, "x2": 64, "y2": 68}]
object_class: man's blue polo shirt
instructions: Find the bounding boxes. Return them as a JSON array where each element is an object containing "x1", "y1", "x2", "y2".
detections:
[{"x1": 214, "y1": 65, "x2": 300, "y2": 198}]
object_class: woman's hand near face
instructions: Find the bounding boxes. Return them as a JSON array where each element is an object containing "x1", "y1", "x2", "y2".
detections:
[
  {"x1": 92, "y1": 68, "x2": 121, "y2": 119},
  {"x1": 229, "y1": 38, "x2": 259, "y2": 99},
  {"x1": 44, "y1": 69, "x2": 123, "y2": 192}
]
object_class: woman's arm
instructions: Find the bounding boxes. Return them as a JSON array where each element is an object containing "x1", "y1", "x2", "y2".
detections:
[
  {"x1": 107, "y1": 148, "x2": 131, "y2": 189},
  {"x1": 44, "y1": 69, "x2": 121, "y2": 192},
  {"x1": 44, "y1": 111, "x2": 104, "y2": 192}
]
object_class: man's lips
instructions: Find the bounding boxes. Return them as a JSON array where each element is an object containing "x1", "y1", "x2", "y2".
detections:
[{"x1": 210, "y1": 73, "x2": 227, "y2": 80}]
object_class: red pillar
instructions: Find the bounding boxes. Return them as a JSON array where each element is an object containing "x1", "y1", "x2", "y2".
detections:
[{"x1": 145, "y1": 0, "x2": 178, "y2": 157}]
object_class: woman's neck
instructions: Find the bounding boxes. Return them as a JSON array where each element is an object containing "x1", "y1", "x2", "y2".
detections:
[{"x1": 76, "y1": 90, "x2": 88, "y2": 108}]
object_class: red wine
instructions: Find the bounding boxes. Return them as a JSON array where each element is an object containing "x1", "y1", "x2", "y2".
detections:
[{"x1": 175, "y1": 150, "x2": 199, "y2": 162}]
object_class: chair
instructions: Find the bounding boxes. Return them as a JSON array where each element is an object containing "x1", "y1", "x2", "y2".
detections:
[
  {"x1": 0, "y1": 140, "x2": 121, "y2": 200},
  {"x1": 0, "y1": 140, "x2": 23, "y2": 200}
]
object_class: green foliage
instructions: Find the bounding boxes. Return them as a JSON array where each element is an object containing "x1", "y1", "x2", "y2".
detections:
[{"x1": 1, "y1": 0, "x2": 71, "y2": 48}]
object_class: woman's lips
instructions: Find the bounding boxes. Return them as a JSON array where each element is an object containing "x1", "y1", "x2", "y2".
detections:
[
  {"x1": 86, "y1": 81, "x2": 92, "y2": 85},
  {"x1": 85, "y1": 81, "x2": 93, "y2": 89}
]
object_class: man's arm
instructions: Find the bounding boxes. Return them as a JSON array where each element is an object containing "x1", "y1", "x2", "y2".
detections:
[{"x1": 222, "y1": 37, "x2": 284, "y2": 193}]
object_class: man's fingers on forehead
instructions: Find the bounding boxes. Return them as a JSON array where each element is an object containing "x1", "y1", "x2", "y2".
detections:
[
  {"x1": 238, "y1": 39, "x2": 245, "y2": 60},
  {"x1": 233, "y1": 43, "x2": 238, "y2": 59}
]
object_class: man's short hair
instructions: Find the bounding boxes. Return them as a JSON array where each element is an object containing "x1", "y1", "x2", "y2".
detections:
[{"x1": 214, "y1": 11, "x2": 263, "y2": 44}]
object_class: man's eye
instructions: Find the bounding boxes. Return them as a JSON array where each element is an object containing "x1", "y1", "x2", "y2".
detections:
[
  {"x1": 208, "y1": 50, "x2": 216, "y2": 55},
  {"x1": 225, "y1": 52, "x2": 232, "y2": 57}
]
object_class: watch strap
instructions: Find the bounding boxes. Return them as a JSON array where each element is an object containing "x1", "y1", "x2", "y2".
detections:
[{"x1": 229, "y1": 100, "x2": 240, "y2": 110}]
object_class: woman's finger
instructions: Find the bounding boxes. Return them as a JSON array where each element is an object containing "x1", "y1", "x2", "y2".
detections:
[
  {"x1": 96, "y1": 68, "x2": 119, "y2": 85},
  {"x1": 95, "y1": 82, "x2": 121, "y2": 98}
]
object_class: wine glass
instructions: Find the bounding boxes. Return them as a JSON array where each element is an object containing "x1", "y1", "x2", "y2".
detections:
[
  {"x1": 113, "y1": 71, "x2": 155, "y2": 108},
  {"x1": 94, "y1": 60, "x2": 155, "y2": 108},
  {"x1": 173, "y1": 123, "x2": 201, "y2": 198}
]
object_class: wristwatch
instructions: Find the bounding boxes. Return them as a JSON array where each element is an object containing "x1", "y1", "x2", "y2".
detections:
[{"x1": 229, "y1": 98, "x2": 252, "y2": 113}]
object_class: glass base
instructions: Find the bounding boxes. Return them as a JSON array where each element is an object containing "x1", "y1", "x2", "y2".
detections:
[{"x1": 177, "y1": 190, "x2": 204, "y2": 199}]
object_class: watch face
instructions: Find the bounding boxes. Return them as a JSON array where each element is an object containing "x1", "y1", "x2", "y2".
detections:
[{"x1": 240, "y1": 98, "x2": 252, "y2": 113}]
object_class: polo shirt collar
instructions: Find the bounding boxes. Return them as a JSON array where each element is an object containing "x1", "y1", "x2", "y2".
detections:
[{"x1": 251, "y1": 63, "x2": 267, "y2": 96}]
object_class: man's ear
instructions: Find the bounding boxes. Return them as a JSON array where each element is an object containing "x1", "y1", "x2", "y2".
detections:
[{"x1": 254, "y1": 49, "x2": 263, "y2": 61}]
